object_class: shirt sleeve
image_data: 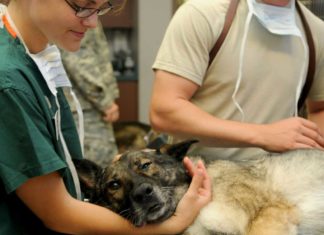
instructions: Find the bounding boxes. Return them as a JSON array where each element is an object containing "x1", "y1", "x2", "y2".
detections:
[
  {"x1": 152, "y1": 2, "x2": 224, "y2": 85},
  {"x1": 0, "y1": 86, "x2": 66, "y2": 194}
]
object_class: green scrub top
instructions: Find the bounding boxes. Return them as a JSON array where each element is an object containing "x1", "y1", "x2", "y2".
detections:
[{"x1": 0, "y1": 18, "x2": 83, "y2": 234}]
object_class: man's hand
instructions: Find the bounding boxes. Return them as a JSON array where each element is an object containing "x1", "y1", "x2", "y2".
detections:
[
  {"x1": 103, "y1": 102, "x2": 119, "y2": 123},
  {"x1": 257, "y1": 117, "x2": 324, "y2": 152}
]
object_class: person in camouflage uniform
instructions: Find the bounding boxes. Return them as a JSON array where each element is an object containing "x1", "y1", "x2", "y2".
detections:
[{"x1": 61, "y1": 21, "x2": 119, "y2": 166}]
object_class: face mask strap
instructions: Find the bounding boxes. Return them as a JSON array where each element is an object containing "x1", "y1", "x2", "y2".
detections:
[
  {"x1": 294, "y1": 36, "x2": 309, "y2": 116},
  {"x1": 55, "y1": 97, "x2": 82, "y2": 200},
  {"x1": 70, "y1": 89, "x2": 84, "y2": 156},
  {"x1": 232, "y1": 10, "x2": 253, "y2": 122}
]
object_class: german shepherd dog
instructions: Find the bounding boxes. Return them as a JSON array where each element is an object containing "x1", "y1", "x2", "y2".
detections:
[{"x1": 74, "y1": 140, "x2": 324, "y2": 235}]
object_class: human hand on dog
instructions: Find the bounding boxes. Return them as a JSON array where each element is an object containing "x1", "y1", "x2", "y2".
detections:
[
  {"x1": 182, "y1": 157, "x2": 212, "y2": 204},
  {"x1": 256, "y1": 117, "x2": 324, "y2": 152},
  {"x1": 169, "y1": 157, "x2": 212, "y2": 233}
]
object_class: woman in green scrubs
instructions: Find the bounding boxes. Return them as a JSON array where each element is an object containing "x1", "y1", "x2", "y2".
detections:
[{"x1": 0, "y1": 1, "x2": 211, "y2": 234}]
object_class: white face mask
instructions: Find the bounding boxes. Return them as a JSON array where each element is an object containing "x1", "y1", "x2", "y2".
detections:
[
  {"x1": 29, "y1": 45, "x2": 72, "y2": 96},
  {"x1": 247, "y1": 0, "x2": 301, "y2": 36}
]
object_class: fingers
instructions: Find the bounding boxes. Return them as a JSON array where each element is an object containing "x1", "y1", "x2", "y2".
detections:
[
  {"x1": 183, "y1": 157, "x2": 195, "y2": 176},
  {"x1": 299, "y1": 119, "x2": 324, "y2": 148},
  {"x1": 183, "y1": 157, "x2": 212, "y2": 198},
  {"x1": 187, "y1": 167, "x2": 204, "y2": 194},
  {"x1": 183, "y1": 157, "x2": 208, "y2": 181},
  {"x1": 102, "y1": 104, "x2": 120, "y2": 123},
  {"x1": 103, "y1": 112, "x2": 119, "y2": 123},
  {"x1": 196, "y1": 160, "x2": 212, "y2": 196},
  {"x1": 301, "y1": 118, "x2": 320, "y2": 131},
  {"x1": 296, "y1": 134, "x2": 324, "y2": 150}
]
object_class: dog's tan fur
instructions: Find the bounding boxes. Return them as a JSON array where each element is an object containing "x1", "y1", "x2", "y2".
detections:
[{"x1": 186, "y1": 148, "x2": 324, "y2": 235}]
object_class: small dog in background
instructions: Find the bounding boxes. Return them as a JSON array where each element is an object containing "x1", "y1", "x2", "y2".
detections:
[
  {"x1": 113, "y1": 121, "x2": 161, "y2": 153},
  {"x1": 74, "y1": 140, "x2": 324, "y2": 235}
]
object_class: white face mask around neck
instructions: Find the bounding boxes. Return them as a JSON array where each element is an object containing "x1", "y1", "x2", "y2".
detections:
[
  {"x1": 247, "y1": 0, "x2": 301, "y2": 36},
  {"x1": 232, "y1": 0, "x2": 308, "y2": 120}
]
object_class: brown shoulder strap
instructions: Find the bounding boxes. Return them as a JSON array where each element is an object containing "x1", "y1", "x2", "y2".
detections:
[
  {"x1": 296, "y1": 1, "x2": 316, "y2": 111},
  {"x1": 208, "y1": 0, "x2": 239, "y2": 67},
  {"x1": 208, "y1": 0, "x2": 316, "y2": 111}
]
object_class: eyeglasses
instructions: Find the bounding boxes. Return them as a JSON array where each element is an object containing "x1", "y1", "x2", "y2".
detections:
[{"x1": 65, "y1": 0, "x2": 113, "y2": 18}]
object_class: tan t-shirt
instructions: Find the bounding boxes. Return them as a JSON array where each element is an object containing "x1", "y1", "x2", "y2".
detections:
[{"x1": 152, "y1": 0, "x2": 324, "y2": 160}]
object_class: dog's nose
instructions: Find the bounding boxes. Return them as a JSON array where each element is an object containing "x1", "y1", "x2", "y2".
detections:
[{"x1": 132, "y1": 183, "x2": 153, "y2": 203}]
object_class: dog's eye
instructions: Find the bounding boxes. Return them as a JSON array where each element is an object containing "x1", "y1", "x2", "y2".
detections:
[
  {"x1": 139, "y1": 162, "x2": 152, "y2": 171},
  {"x1": 107, "y1": 180, "x2": 121, "y2": 190}
]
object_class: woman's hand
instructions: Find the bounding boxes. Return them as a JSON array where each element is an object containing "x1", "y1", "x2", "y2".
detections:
[{"x1": 165, "y1": 157, "x2": 212, "y2": 234}]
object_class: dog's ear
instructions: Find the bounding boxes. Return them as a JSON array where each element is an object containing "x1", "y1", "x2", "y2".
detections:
[
  {"x1": 146, "y1": 134, "x2": 168, "y2": 150},
  {"x1": 73, "y1": 159, "x2": 102, "y2": 194},
  {"x1": 164, "y1": 139, "x2": 198, "y2": 160}
]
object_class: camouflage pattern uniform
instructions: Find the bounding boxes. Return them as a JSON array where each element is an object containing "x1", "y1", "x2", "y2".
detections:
[{"x1": 61, "y1": 21, "x2": 119, "y2": 166}]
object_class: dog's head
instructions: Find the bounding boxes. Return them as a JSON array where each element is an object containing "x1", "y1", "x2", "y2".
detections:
[{"x1": 74, "y1": 139, "x2": 198, "y2": 227}]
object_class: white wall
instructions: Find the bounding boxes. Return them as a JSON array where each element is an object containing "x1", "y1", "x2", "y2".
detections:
[{"x1": 137, "y1": 0, "x2": 173, "y2": 124}]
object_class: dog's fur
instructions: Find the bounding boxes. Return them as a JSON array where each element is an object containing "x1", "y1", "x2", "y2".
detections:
[{"x1": 74, "y1": 140, "x2": 324, "y2": 235}]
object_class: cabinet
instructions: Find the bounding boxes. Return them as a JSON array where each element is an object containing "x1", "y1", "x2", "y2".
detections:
[
  {"x1": 100, "y1": 1, "x2": 177, "y2": 123},
  {"x1": 117, "y1": 80, "x2": 138, "y2": 121},
  {"x1": 100, "y1": 0, "x2": 138, "y2": 121}
]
